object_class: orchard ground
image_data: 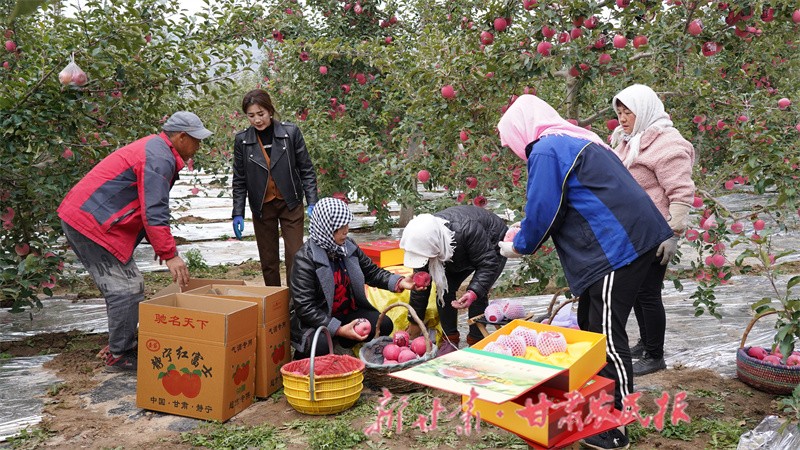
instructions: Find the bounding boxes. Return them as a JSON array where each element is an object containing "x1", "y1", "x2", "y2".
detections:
[{"x1": 0, "y1": 262, "x2": 794, "y2": 450}]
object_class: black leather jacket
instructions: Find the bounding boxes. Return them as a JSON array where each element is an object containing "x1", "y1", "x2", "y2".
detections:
[
  {"x1": 408, "y1": 206, "x2": 508, "y2": 318},
  {"x1": 289, "y1": 237, "x2": 402, "y2": 352},
  {"x1": 232, "y1": 121, "x2": 318, "y2": 218}
]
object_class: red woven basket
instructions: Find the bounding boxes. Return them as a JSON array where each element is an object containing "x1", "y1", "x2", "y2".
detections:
[{"x1": 736, "y1": 311, "x2": 800, "y2": 395}]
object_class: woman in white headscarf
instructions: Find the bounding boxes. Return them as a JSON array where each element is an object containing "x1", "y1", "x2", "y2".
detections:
[
  {"x1": 610, "y1": 84, "x2": 696, "y2": 377},
  {"x1": 496, "y1": 94, "x2": 673, "y2": 450},
  {"x1": 289, "y1": 197, "x2": 418, "y2": 359},
  {"x1": 400, "y1": 205, "x2": 508, "y2": 356}
]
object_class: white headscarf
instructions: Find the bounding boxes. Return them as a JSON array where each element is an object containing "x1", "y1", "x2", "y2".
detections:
[
  {"x1": 399, "y1": 214, "x2": 455, "y2": 306},
  {"x1": 610, "y1": 84, "x2": 674, "y2": 168}
]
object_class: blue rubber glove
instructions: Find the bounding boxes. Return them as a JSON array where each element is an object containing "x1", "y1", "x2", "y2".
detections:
[
  {"x1": 232, "y1": 216, "x2": 244, "y2": 240},
  {"x1": 307, "y1": 204, "x2": 315, "y2": 218}
]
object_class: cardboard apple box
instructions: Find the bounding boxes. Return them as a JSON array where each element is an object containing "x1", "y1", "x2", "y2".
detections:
[
  {"x1": 357, "y1": 240, "x2": 404, "y2": 268},
  {"x1": 137, "y1": 293, "x2": 258, "y2": 422},
  {"x1": 466, "y1": 375, "x2": 622, "y2": 448},
  {"x1": 151, "y1": 278, "x2": 247, "y2": 298},
  {"x1": 472, "y1": 319, "x2": 606, "y2": 392},
  {"x1": 183, "y1": 285, "x2": 290, "y2": 398}
]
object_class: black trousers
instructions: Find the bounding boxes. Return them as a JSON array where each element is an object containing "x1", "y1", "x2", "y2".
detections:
[
  {"x1": 632, "y1": 258, "x2": 668, "y2": 359},
  {"x1": 438, "y1": 257, "x2": 506, "y2": 342},
  {"x1": 578, "y1": 247, "x2": 658, "y2": 411}
]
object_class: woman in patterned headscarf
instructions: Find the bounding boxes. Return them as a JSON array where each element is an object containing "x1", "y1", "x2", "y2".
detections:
[{"x1": 289, "y1": 197, "x2": 418, "y2": 359}]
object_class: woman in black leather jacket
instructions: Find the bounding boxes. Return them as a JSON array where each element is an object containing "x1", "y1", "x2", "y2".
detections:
[
  {"x1": 400, "y1": 205, "x2": 508, "y2": 355},
  {"x1": 231, "y1": 89, "x2": 318, "y2": 287},
  {"x1": 289, "y1": 197, "x2": 418, "y2": 359}
]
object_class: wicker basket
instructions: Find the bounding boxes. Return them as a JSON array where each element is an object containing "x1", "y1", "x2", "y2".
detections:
[
  {"x1": 359, "y1": 302, "x2": 437, "y2": 393},
  {"x1": 736, "y1": 311, "x2": 800, "y2": 395},
  {"x1": 281, "y1": 326, "x2": 365, "y2": 415}
]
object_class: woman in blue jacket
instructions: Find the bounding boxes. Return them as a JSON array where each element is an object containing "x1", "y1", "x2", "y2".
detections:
[{"x1": 497, "y1": 95, "x2": 672, "y2": 450}]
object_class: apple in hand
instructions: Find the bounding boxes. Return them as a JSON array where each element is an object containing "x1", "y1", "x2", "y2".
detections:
[
  {"x1": 413, "y1": 271, "x2": 431, "y2": 288},
  {"x1": 354, "y1": 318, "x2": 371, "y2": 337}
]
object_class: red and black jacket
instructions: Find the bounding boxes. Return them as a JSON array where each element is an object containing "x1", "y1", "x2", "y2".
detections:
[{"x1": 58, "y1": 132, "x2": 184, "y2": 263}]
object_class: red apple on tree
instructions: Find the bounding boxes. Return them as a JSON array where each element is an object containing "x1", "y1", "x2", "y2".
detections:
[
  {"x1": 480, "y1": 31, "x2": 494, "y2": 45},
  {"x1": 584, "y1": 16, "x2": 598, "y2": 29},
  {"x1": 4, "y1": 40, "x2": 16, "y2": 52},
  {"x1": 319, "y1": 65, "x2": 328, "y2": 75},
  {"x1": 441, "y1": 84, "x2": 455, "y2": 99},
  {"x1": 687, "y1": 19, "x2": 703, "y2": 36},
  {"x1": 613, "y1": 34, "x2": 627, "y2": 48},
  {"x1": 493, "y1": 17, "x2": 507, "y2": 32},
  {"x1": 417, "y1": 169, "x2": 430, "y2": 183},
  {"x1": 465, "y1": 176, "x2": 478, "y2": 189},
  {"x1": 536, "y1": 41, "x2": 552, "y2": 56},
  {"x1": 541, "y1": 26, "x2": 555, "y2": 39},
  {"x1": 606, "y1": 118, "x2": 619, "y2": 131},
  {"x1": 459, "y1": 130, "x2": 469, "y2": 142},
  {"x1": 793, "y1": 9, "x2": 800, "y2": 24},
  {"x1": 632, "y1": 35, "x2": 648, "y2": 48},
  {"x1": 598, "y1": 53, "x2": 611, "y2": 64},
  {"x1": 778, "y1": 98, "x2": 791, "y2": 110}
]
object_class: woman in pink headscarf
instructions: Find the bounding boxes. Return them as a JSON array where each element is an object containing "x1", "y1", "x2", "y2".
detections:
[{"x1": 497, "y1": 94, "x2": 672, "y2": 450}]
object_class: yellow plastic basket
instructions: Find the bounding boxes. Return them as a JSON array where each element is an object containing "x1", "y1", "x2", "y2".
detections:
[{"x1": 281, "y1": 327, "x2": 365, "y2": 415}]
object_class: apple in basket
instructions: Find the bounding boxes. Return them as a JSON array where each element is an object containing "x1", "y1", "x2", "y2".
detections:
[
  {"x1": 354, "y1": 318, "x2": 372, "y2": 337},
  {"x1": 398, "y1": 348, "x2": 418, "y2": 363},
  {"x1": 383, "y1": 343, "x2": 402, "y2": 361},
  {"x1": 746, "y1": 346, "x2": 767, "y2": 360},
  {"x1": 393, "y1": 330, "x2": 410, "y2": 347},
  {"x1": 763, "y1": 354, "x2": 782, "y2": 365},
  {"x1": 410, "y1": 336, "x2": 427, "y2": 356},
  {"x1": 787, "y1": 354, "x2": 800, "y2": 366}
]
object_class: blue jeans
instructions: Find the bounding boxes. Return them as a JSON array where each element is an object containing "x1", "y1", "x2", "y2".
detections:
[{"x1": 62, "y1": 220, "x2": 144, "y2": 356}]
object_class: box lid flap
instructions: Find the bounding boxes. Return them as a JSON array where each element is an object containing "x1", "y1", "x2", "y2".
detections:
[{"x1": 389, "y1": 347, "x2": 565, "y2": 404}]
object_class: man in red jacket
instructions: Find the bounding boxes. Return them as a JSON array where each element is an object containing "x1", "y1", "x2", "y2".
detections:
[{"x1": 58, "y1": 112, "x2": 213, "y2": 372}]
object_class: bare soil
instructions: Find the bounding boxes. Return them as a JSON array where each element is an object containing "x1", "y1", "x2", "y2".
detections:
[{"x1": 2, "y1": 264, "x2": 791, "y2": 449}]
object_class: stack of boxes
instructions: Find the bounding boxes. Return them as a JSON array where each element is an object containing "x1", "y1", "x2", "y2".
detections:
[{"x1": 136, "y1": 279, "x2": 291, "y2": 422}]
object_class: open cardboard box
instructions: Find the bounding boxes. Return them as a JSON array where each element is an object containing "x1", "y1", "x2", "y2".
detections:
[
  {"x1": 152, "y1": 278, "x2": 247, "y2": 298},
  {"x1": 136, "y1": 293, "x2": 258, "y2": 422},
  {"x1": 182, "y1": 285, "x2": 290, "y2": 398},
  {"x1": 390, "y1": 319, "x2": 614, "y2": 447}
]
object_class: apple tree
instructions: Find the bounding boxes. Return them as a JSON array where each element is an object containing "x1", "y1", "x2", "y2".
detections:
[{"x1": 0, "y1": 0, "x2": 259, "y2": 311}]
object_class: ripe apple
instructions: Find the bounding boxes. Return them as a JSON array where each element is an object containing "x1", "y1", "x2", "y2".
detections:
[
  {"x1": 615, "y1": 0, "x2": 630, "y2": 8},
  {"x1": 191, "y1": 187, "x2": 200, "y2": 195},
  {"x1": 14, "y1": 243, "x2": 30, "y2": 256},
  {"x1": 724, "y1": 180, "x2": 734, "y2": 190},
  {"x1": 747, "y1": 346, "x2": 768, "y2": 360},
  {"x1": 465, "y1": 176, "x2": 478, "y2": 189},
  {"x1": 632, "y1": 35, "x2": 648, "y2": 48},
  {"x1": 584, "y1": 16, "x2": 598, "y2": 29},
  {"x1": 341, "y1": 84, "x2": 351, "y2": 94},
  {"x1": 410, "y1": 337, "x2": 427, "y2": 356},
  {"x1": 558, "y1": 32, "x2": 570, "y2": 43},
  {"x1": 778, "y1": 98, "x2": 791, "y2": 110},
  {"x1": 354, "y1": 318, "x2": 371, "y2": 337},
  {"x1": 730, "y1": 222, "x2": 743, "y2": 234},
  {"x1": 413, "y1": 271, "x2": 431, "y2": 288},
  {"x1": 754, "y1": 219, "x2": 765, "y2": 231},
  {"x1": 397, "y1": 349, "x2": 418, "y2": 363},
  {"x1": 541, "y1": 26, "x2": 555, "y2": 39},
  {"x1": 709, "y1": 254, "x2": 725, "y2": 267},
  {"x1": 355, "y1": 73, "x2": 366, "y2": 85},
  {"x1": 4, "y1": 40, "x2": 16, "y2": 52},
  {"x1": 687, "y1": 19, "x2": 702, "y2": 36},
  {"x1": 793, "y1": 9, "x2": 800, "y2": 24},
  {"x1": 570, "y1": 28, "x2": 582, "y2": 40},
  {"x1": 493, "y1": 17, "x2": 507, "y2": 32},
  {"x1": 763, "y1": 354, "x2": 782, "y2": 365},
  {"x1": 612, "y1": 34, "x2": 627, "y2": 48},
  {"x1": 536, "y1": 41, "x2": 552, "y2": 56},
  {"x1": 459, "y1": 130, "x2": 469, "y2": 142},
  {"x1": 383, "y1": 343, "x2": 402, "y2": 361},
  {"x1": 417, "y1": 169, "x2": 430, "y2": 183},
  {"x1": 2, "y1": 61, "x2": 8, "y2": 69},
  {"x1": 787, "y1": 354, "x2": 800, "y2": 366},
  {"x1": 441, "y1": 84, "x2": 455, "y2": 99},
  {"x1": 523, "y1": 0, "x2": 537, "y2": 9},
  {"x1": 393, "y1": 330, "x2": 410, "y2": 348},
  {"x1": 473, "y1": 195, "x2": 487, "y2": 207},
  {"x1": 384, "y1": 36, "x2": 392, "y2": 44},
  {"x1": 702, "y1": 41, "x2": 720, "y2": 57},
  {"x1": 606, "y1": 118, "x2": 619, "y2": 131},
  {"x1": 480, "y1": 31, "x2": 494, "y2": 45},
  {"x1": 598, "y1": 53, "x2": 611, "y2": 64},
  {"x1": 319, "y1": 66, "x2": 328, "y2": 75}
]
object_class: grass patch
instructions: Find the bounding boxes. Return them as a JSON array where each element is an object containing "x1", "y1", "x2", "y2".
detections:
[
  {"x1": 180, "y1": 423, "x2": 284, "y2": 449},
  {"x1": 630, "y1": 416, "x2": 744, "y2": 449},
  {"x1": 284, "y1": 418, "x2": 366, "y2": 450},
  {"x1": 5, "y1": 427, "x2": 56, "y2": 449}
]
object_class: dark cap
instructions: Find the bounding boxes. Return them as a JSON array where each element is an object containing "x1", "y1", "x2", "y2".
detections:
[{"x1": 162, "y1": 111, "x2": 213, "y2": 139}]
